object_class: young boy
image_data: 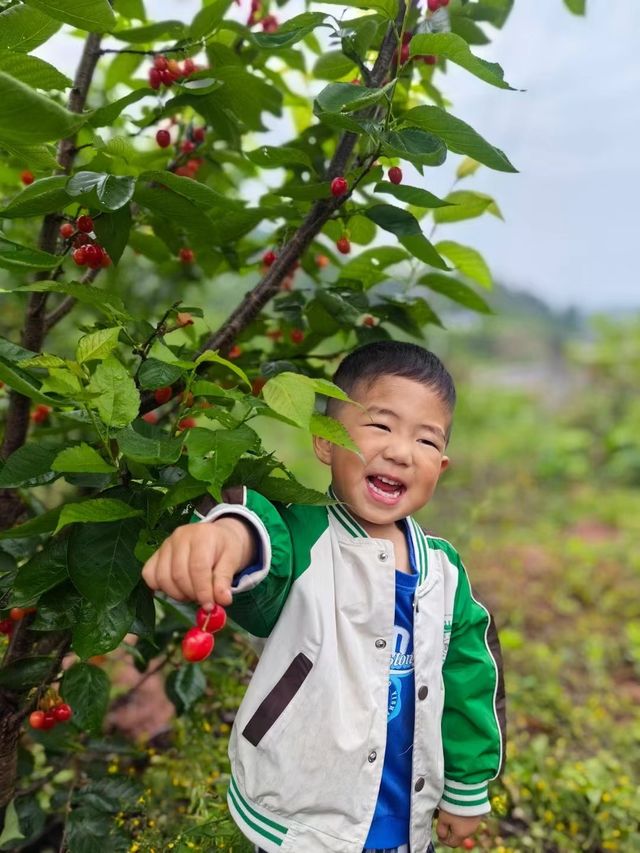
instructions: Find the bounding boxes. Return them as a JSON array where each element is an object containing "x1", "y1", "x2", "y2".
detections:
[{"x1": 142, "y1": 341, "x2": 506, "y2": 853}]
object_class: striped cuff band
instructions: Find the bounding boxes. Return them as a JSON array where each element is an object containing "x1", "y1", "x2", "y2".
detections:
[{"x1": 439, "y1": 779, "x2": 490, "y2": 816}]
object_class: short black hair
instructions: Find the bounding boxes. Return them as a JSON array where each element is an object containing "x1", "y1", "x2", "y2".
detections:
[{"x1": 328, "y1": 341, "x2": 456, "y2": 437}]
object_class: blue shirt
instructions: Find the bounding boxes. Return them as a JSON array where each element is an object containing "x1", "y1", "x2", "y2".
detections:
[{"x1": 365, "y1": 525, "x2": 418, "y2": 848}]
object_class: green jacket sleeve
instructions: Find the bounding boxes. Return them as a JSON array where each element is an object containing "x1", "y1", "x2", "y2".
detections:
[{"x1": 439, "y1": 550, "x2": 506, "y2": 816}]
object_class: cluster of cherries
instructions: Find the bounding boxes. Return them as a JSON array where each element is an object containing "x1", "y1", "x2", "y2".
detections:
[
  {"x1": 0, "y1": 606, "x2": 36, "y2": 636},
  {"x1": 29, "y1": 693, "x2": 73, "y2": 731},
  {"x1": 182, "y1": 604, "x2": 227, "y2": 662},
  {"x1": 59, "y1": 215, "x2": 112, "y2": 269},
  {"x1": 31, "y1": 404, "x2": 51, "y2": 425},
  {"x1": 148, "y1": 55, "x2": 199, "y2": 90},
  {"x1": 247, "y1": 0, "x2": 278, "y2": 31}
]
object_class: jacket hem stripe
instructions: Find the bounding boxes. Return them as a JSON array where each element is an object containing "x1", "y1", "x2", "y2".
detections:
[
  {"x1": 228, "y1": 786, "x2": 287, "y2": 845},
  {"x1": 230, "y1": 776, "x2": 288, "y2": 835}
]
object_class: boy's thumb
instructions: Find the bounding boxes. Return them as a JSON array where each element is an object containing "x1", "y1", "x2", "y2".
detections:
[
  {"x1": 212, "y1": 560, "x2": 236, "y2": 607},
  {"x1": 436, "y1": 817, "x2": 451, "y2": 841}
]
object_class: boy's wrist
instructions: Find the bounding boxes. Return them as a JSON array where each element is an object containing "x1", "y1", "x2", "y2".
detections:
[{"x1": 213, "y1": 515, "x2": 258, "y2": 569}]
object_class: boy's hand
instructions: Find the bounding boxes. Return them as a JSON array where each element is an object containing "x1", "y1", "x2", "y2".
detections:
[
  {"x1": 436, "y1": 810, "x2": 482, "y2": 848},
  {"x1": 141, "y1": 516, "x2": 257, "y2": 609}
]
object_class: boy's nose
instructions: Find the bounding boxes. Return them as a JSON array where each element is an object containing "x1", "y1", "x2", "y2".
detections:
[{"x1": 382, "y1": 438, "x2": 412, "y2": 466}]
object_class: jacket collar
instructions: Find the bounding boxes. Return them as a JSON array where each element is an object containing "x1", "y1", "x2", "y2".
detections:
[{"x1": 327, "y1": 485, "x2": 429, "y2": 584}]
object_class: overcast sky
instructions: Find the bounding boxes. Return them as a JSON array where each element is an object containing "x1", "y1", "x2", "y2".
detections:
[{"x1": 37, "y1": 1, "x2": 639, "y2": 311}]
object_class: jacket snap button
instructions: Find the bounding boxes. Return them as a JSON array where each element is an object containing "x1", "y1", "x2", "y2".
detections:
[
  {"x1": 375, "y1": 638, "x2": 386, "y2": 649},
  {"x1": 418, "y1": 685, "x2": 429, "y2": 700},
  {"x1": 378, "y1": 551, "x2": 388, "y2": 561},
  {"x1": 368, "y1": 751, "x2": 377, "y2": 763},
  {"x1": 414, "y1": 777, "x2": 425, "y2": 792}
]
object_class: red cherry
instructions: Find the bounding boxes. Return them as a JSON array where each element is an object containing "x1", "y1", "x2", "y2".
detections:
[
  {"x1": 315, "y1": 254, "x2": 329, "y2": 268},
  {"x1": 290, "y1": 328, "x2": 305, "y2": 344},
  {"x1": 76, "y1": 215, "x2": 93, "y2": 233},
  {"x1": 29, "y1": 711, "x2": 46, "y2": 730},
  {"x1": 181, "y1": 140, "x2": 196, "y2": 155},
  {"x1": 72, "y1": 246, "x2": 87, "y2": 266},
  {"x1": 156, "y1": 129, "x2": 171, "y2": 148},
  {"x1": 330, "y1": 176, "x2": 348, "y2": 198},
  {"x1": 154, "y1": 386, "x2": 173, "y2": 405},
  {"x1": 262, "y1": 250, "x2": 277, "y2": 266},
  {"x1": 10, "y1": 607, "x2": 34, "y2": 621},
  {"x1": 183, "y1": 58, "x2": 196, "y2": 76},
  {"x1": 167, "y1": 59, "x2": 181, "y2": 80},
  {"x1": 73, "y1": 233, "x2": 91, "y2": 247},
  {"x1": 440, "y1": 0, "x2": 449, "y2": 5},
  {"x1": 160, "y1": 69, "x2": 174, "y2": 86},
  {"x1": 59, "y1": 222, "x2": 74, "y2": 239},
  {"x1": 178, "y1": 417, "x2": 197, "y2": 431},
  {"x1": 31, "y1": 405, "x2": 51, "y2": 424},
  {"x1": 193, "y1": 126, "x2": 206, "y2": 143},
  {"x1": 428, "y1": 0, "x2": 441, "y2": 10},
  {"x1": 362, "y1": 315, "x2": 376, "y2": 327},
  {"x1": 53, "y1": 703, "x2": 73, "y2": 723},
  {"x1": 336, "y1": 236, "x2": 351, "y2": 255},
  {"x1": 179, "y1": 247, "x2": 195, "y2": 264},
  {"x1": 388, "y1": 166, "x2": 403, "y2": 185},
  {"x1": 41, "y1": 712, "x2": 57, "y2": 731},
  {"x1": 153, "y1": 55, "x2": 168, "y2": 71},
  {"x1": 142, "y1": 411, "x2": 159, "y2": 424},
  {"x1": 99, "y1": 247, "x2": 112, "y2": 268},
  {"x1": 196, "y1": 604, "x2": 227, "y2": 633},
  {"x1": 84, "y1": 243, "x2": 103, "y2": 269},
  {"x1": 149, "y1": 68, "x2": 162, "y2": 90},
  {"x1": 261, "y1": 14, "x2": 278, "y2": 33},
  {"x1": 174, "y1": 165, "x2": 194, "y2": 178},
  {"x1": 462, "y1": 840, "x2": 475, "y2": 851},
  {"x1": 20, "y1": 170, "x2": 34, "y2": 186},
  {"x1": 0, "y1": 618, "x2": 14, "y2": 635},
  {"x1": 187, "y1": 158, "x2": 203, "y2": 173},
  {"x1": 228, "y1": 345, "x2": 242, "y2": 359},
  {"x1": 421, "y1": 54, "x2": 437, "y2": 65},
  {"x1": 266, "y1": 329, "x2": 283, "y2": 341},
  {"x1": 176, "y1": 311, "x2": 194, "y2": 327},
  {"x1": 399, "y1": 43, "x2": 410, "y2": 64},
  {"x1": 182, "y1": 627, "x2": 214, "y2": 662}
]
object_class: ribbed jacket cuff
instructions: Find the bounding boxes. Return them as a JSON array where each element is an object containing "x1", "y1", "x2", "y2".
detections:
[{"x1": 439, "y1": 779, "x2": 490, "y2": 816}]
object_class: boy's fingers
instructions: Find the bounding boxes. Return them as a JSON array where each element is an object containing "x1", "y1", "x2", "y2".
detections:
[
  {"x1": 155, "y1": 545, "x2": 189, "y2": 601},
  {"x1": 212, "y1": 559, "x2": 236, "y2": 607},
  {"x1": 188, "y1": 538, "x2": 218, "y2": 607}
]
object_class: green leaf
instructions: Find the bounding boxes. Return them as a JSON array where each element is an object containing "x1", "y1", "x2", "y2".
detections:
[
  {"x1": 72, "y1": 597, "x2": 135, "y2": 659},
  {"x1": 435, "y1": 240, "x2": 492, "y2": 288},
  {"x1": 250, "y1": 12, "x2": 329, "y2": 49},
  {"x1": 12, "y1": 280, "x2": 128, "y2": 320},
  {"x1": 0, "y1": 506, "x2": 61, "y2": 541},
  {"x1": 189, "y1": 0, "x2": 233, "y2": 38},
  {"x1": 315, "y1": 80, "x2": 394, "y2": 115},
  {"x1": 166, "y1": 664, "x2": 206, "y2": 715},
  {"x1": 30, "y1": 582, "x2": 83, "y2": 631},
  {"x1": 450, "y1": 16, "x2": 490, "y2": 46},
  {"x1": 318, "y1": 0, "x2": 397, "y2": 20},
  {"x1": 0, "y1": 72, "x2": 85, "y2": 145},
  {"x1": 374, "y1": 181, "x2": 451, "y2": 209},
  {"x1": 364, "y1": 204, "x2": 449, "y2": 270},
  {"x1": 88, "y1": 88, "x2": 153, "y2": 128},
  {"x1": 115, "y1": 425, "x2": 184, "y2": 465},
  {"x1": 263, "y1": 372, "x2": 315, "y2": 428},
  {"x1": 0, "y1": 233, "x2": 60, "y2": 271},
  {"x1": 257, "y1": 477, "x2": 334, "y2": 506},
  {"x1": 563, "y1": 0, "x2": 586, "y2": 13},
  {"x1": 23, "y1": 0, "x2": 115, "y2": 32},
  {"x1": 61, "y1": 663, "x2": 110, "y2": 735},
  {"x1": 194, "y1": 351, "x2": 251, "y2": 389},
  {"x1": 417, "y1": 273, "x2": 492, "y2": 313},
  {"x1": 66, "y1": 171, "x2": 135, "y2": 212},
  {"x1": 0, "y1": 358, "x2": 56, "y2": 406},
  {"x1": 0, "y1": 800, "x2": 24, "y2": 848},
  {"x1": 68, "y1": 517, "x2": 142, "y2": 608},
  {"x1": 76, "y1": 327, "x2": 121, "y2": 364},
  {"x1": 138, "y1": 170, "x2": 232, "y2": 210},
  {"x1": 0, "y1": 657, "x2": 55, "y2": 691},
  {"x1": 313, "y1": 51, "x2": 357, "y2": 81},
  {"x1": 186, "y1": 425, "x2": 259, "y2": 497},
  {"x1": 51, "y1": 444, "x2": 116, "y2": 474},
  {"x1": 0, "y1": 50, "x2": 70, "y2": 91},
  {"x1": 409, "y1": 33, "x2": 515, "y2": 90},
  {"x1": 433, "y1": 190, "x2": 502, "y2": 223},
  {"x1": 309, "y1": 413, "x2": 359, "y2": 453},
  {"x1": 11, "y1": 537, "x2": 69, "y2": 605},
  {"x1": 1, "y1": 141, "x2": 59, "y2": 170},
  {"x1": 0, "y1": 443, "x2": 60, "y2": 488},
  {"x1": 338, "y1": 246, "x2": 409, "y2": 289},
  {"x1": 244, "y1": 145, "x2": 312, "y2": 170},
  {"x1": 403, "y1": 105, "x2": 517, "y2": 173},
  {"x1": 137, "y1": 359, "x2": 185, "y2": 390},
  {"x1": 0, "y1": 6, "x2": 61, "y2": 53},
  {"x1": 112, "y1": 20, "x2": 187, "y2": 43},
  {"x1": 92, "y1": 204, "x2": 132, "y2": 266},
  {"x1": 381, "y1": 128, "x2": 447, "y2": 167},
  {"x1": 74, "y1": 777, "x2": 142, "y2": 814},
  {"x1": 0, "y1": 176, "x2": 69, "y2": 218},
  {"x1": 55, "y1": 498, "x2": 142, "y2": 535},
  {"x1": 456, "y1": 157, "x2": 481, "y2": 180},
  {"x1": 87, "y1": 356, "x2": 140, "y2": 428}
]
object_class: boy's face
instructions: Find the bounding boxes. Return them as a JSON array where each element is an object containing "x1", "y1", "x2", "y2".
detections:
[{"x1": 313, "y1": 374, "x2": 450, "y2": 538}]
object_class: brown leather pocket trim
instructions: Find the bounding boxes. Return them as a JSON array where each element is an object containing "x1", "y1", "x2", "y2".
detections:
[{"x1": 242, "y1": 652, "x2": 313, "y2": 746}]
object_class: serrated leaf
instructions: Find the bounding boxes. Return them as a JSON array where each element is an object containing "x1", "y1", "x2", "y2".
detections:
[
  {"x1": 365, "y1": 204, "x2": 449, "y2": 270},
  {"x1": 257, "y1": 477, "x2": 334, "y2": 506},
  {"x1": 112, "y1": 20, "x2": 186, "y2": 43},
  {"x1": 166, "y1": 664, "x2": 206, "y2": 715},
  {"x1": 313, "y1": 51, "x2": 357, "y2": 81},
  {"x1": 76, "y1": 327, "x2": 121, "y2": 364},
  {"x1": 381, "y1": 128, "x2": 447, "y2": 168},
  {"x1": 0, "y1": 50, "x2": 70, "y2": 91},
  {"x1": 87, "y1": 356, "x2": 140, "y2": 428},
  {"x1": 23, "y1": 0, "x2": 115, "y2": 32},
  {"x1": 11, "y1": 537, "x2": 69, "y2": 605},
  {"x1": 137, "y1": 358, "x2": 185, "y2": 390},
  {"x1": 138, "y1": 170, "x2": 231, "y2": 210},
  {"x1": 244, "y1": 145, "x2": 312, "y2": 170},
  {"x1": 0, "y1": 357, "x2": 56, "y2": 405},
  {"x1": 403, "y1": 105, "x2": 516, "y2": 173},
  {"x1": 317, "y1": 0, "x2": 397, "y2": 20},
  {"x1": 374, "y1": 181, "x2": 451, "y2": 208},
  {"x1": 51, "y1": 444, "x2": 116, "y2": 474},
  {"x1": 0, "y1": 6, "x2": 61, "y2": 53},
  {"x1": 262, "y1": 373, "x2": 315, "y2": 428},
  {"x1": 66, "y1": 171, "x2": 135, "y2": 212},
  {"x1": 115, "y1": 426, "x2": 185, "y2": 465},
  {"x1": 409, "y1": 33, "x2": 515, "y2": 90},
  {"x1": 72, "y1": 597, "x2": 135, "y2": 659},
  {"x1": 189, "y1": 0, "x2": 233, "y2": 38},
  {"x1": 0, "y1": 657, "x2": 55, "y2": 691},
  {"x1": 456, "y1": 157, "x2": 481, "y2": 180},
  {"x1": 61, "y1": 663, "x2": 110, "y2": 735},
  {"x1": 89, "y1": 88, "x2": 153, "y2": 128},
  {"x1": 186, "y1": 425, "x2": 259, "y2": 497},
  {"x1": 309, "y1": 413, "x2": 360, "y2": 453},
  {"x1": 0, "y1": 233, "x2": 60, "y2": 271},
  {"x1": 433, "y1": 190, "x2": 502, "y2": 223},
  {"x1": 0, "y1": 176, "x2": 69, "y2": 218},
  {"x1": 194, "y1": 351, "x2": 251, "y2": 389},
  {"x1": 315, "y1": 80, "x2": 394, "y2": 115},
  {"x1": 417, "y1": 273, "x2": 492, "y2": 313},
  {"x1": 54, "y1": 498, "x2": 142, "y2": 534},
  {"x1": 12, "y1": 280, "x2": 128, "y2": 320},
  {"x1": 435, "y1": 241, "x2": 492, "y2": 288},
  {"x1": 250, "y1": 12, "x2": 329, "y2": 49},
  {"x1": 0, "y1": 444, "x2": 60, "y2": 488},
  {"x1": 0, "y1": 71, "x2": 85, "y2": 145}
]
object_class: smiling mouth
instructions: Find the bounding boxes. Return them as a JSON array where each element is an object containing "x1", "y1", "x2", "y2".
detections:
[{"x1": 366, "y1": 475, "x2": 406, "y2": 500}]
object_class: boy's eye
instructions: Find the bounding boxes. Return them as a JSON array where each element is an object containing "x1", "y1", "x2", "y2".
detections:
[
  {"x1": 419, "y1": 438, "x2": 438, "y2": 448},
  {"x1": 367, "y1": 422, "x2": 390, "y2": 431}
]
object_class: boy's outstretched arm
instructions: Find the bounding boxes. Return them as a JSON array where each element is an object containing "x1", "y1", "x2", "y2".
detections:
[
  {"x1": 436, "y1": 811, "x2": 482, "y2": 848},
  {"x1": 142, "y1": 516, "x2": 257, "y2": 608}
]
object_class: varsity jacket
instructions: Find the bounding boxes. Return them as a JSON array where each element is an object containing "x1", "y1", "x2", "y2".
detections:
[{"x1": 192, "y1": 487, "x2": 506, "y2": 853}]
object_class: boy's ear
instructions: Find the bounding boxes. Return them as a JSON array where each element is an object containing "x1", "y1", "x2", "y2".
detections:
[
  {"x1": 439, "y1": 455, "x2": 449, "y2": 475},
  {"x1": 313, "y1": 434, "x2": 332, "y2": 466}
]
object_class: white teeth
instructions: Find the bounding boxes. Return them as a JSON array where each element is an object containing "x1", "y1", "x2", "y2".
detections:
[
  {"x1": 376, "y1": 475, "x2": 402, "y2": 486},
  {"x1": 368, "y1": 479, "x2": 401, "y2": 498}
]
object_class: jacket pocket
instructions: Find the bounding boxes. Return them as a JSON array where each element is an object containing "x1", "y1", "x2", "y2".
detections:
[{"x1": 242, "y1": 652, "x2": 313, "y2": 747}]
